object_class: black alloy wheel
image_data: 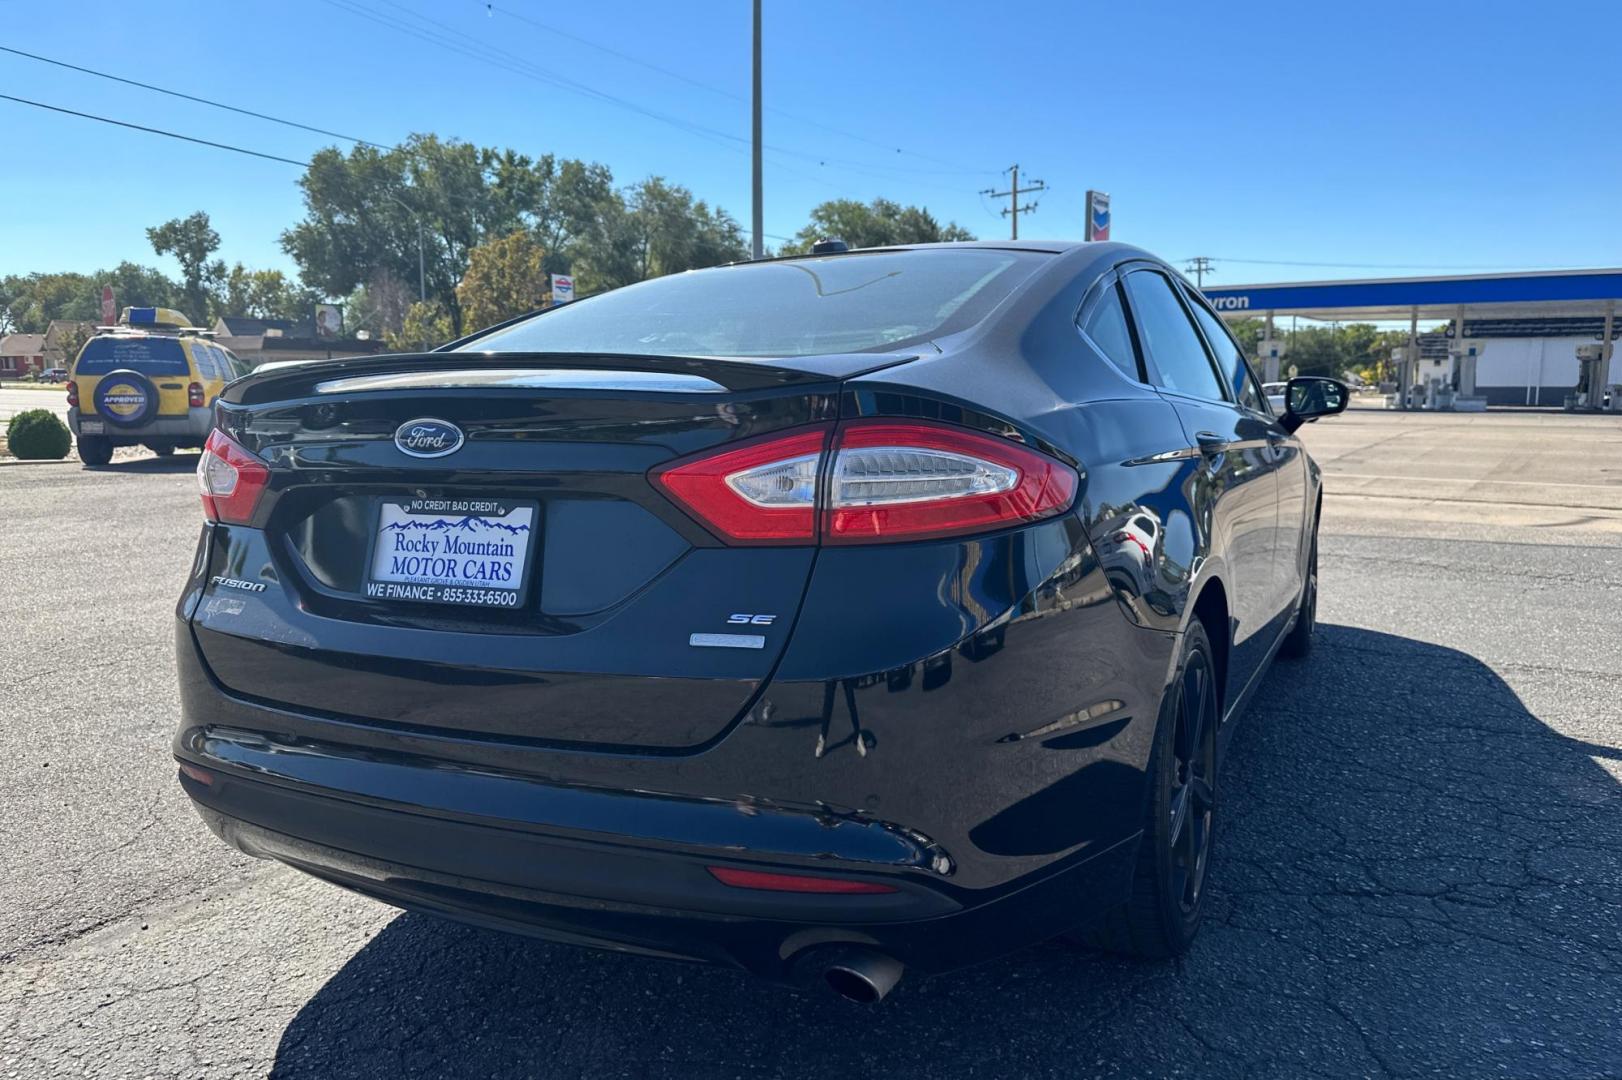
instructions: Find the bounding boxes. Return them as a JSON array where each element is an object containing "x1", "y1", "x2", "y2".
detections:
[
  {"x1": 1071, "y1": 620, "x2": 1219, "y2": 957},
  {"x1": 1281, "y1": 526, "x2": 1318, "y2": 658},
  {"x1": 1168, "y1": 646, "x2": 1217, "y2": 916}
]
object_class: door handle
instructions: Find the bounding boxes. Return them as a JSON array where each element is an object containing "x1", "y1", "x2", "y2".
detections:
[{"x1": 1194, "y1": 431, "x2": 1227, "y2": 454}]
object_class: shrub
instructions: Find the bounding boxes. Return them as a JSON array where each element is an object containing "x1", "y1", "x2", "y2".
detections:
[{"x1": 6, "y1": 409, "x2": 72, "y2": 460}]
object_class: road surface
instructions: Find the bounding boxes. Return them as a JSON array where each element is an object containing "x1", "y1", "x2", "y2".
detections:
[{"x1": 2, "y1": 411, "x2": 1619, "y2": 1078}]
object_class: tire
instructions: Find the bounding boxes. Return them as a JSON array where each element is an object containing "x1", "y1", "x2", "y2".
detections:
[
  {"x1": 1073, "y1": 620, "x2": 1218, "y2": 958},
  {"x1": 144, "y1": 442, "x2": 176, "y2": 457},
  {"x1": 1279, "y1": 524, "x2": 1318, "y2": 659},
  {"x1": 77, "y1": 435, "x2": 113, "y2": 468},
  {"x1": 91, "y1": 369, "x2": 159, "y2": 429}
]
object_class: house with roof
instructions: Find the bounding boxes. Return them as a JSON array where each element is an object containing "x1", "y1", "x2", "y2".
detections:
[
  {"x1": 210, "y1": 315, "x2": 387, "y2": 367},
  {"x1": 0, "y1": 333, "x2": 47, "y2": 378},
  {"x1": 43, "y1": 320, "x2": 97, "y2": 366}
]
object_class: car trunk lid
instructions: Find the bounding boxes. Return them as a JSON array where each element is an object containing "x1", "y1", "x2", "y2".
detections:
[{"x1": 190, "y1": 351, "x2": 912, "y2": 751}]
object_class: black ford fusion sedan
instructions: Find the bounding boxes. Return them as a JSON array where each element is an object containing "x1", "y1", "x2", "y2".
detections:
[{"x1": 175, "y1": 241, "x2": 1346, "y2": 1002}]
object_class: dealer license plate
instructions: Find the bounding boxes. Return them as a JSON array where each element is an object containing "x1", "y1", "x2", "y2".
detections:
[
  {"x1": 366, "y1": 497, "x2": 537, "y2": 608},
  {"x1": 79, "y1": 420, "x2": 105, "y2": 435}
]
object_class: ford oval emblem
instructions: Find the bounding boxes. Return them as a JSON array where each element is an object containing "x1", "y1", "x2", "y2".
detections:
[{"x1": 393, "y1": 418, "x2": 464, "y2": 458}]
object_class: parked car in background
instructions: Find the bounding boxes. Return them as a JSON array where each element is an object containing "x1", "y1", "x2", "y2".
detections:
[
  {"x1": 1263, "y1": 381, "x2": 1288, "y2": 412},
  {"x1": 43, "y1": 368, "x2": 68, "y2": 384},
  {"x1": 174, "y1": 241, "x2": 1348, "y2": 1002},
  {"x1": 66, "y1": 307, "x2": 248, "y2": 466}
]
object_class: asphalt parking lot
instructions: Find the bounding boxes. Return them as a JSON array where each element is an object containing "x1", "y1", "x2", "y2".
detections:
[
  {"x1": 0, "y1": 386, "x2": 69, "y2": 424},
  {"x1": 2, "y1": 407, "x2": 1620, "y2": 1079}
]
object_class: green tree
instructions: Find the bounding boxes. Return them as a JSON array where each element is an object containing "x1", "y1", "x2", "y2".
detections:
[
  {"x1": 146, "y1": 212, "x2": 224, "y2": 324},
  {"x1": 1338, "y1": 323, "x2": 1378, "y2": 371},
  {"x1": 385, "y1": 300, "x2": 454, "y2": 352},
  {"x1": 1286, "y1": 326, "x2": 1342, "y2": 377},
  {"x1": 1224, "y1": 317, "x2": 1269, "y2": 359},
  {"x1": 343, "y1": 270, "x2": 414, "y2": 342},
  {"x1": 0, "y1": 264, "x2": 182, "y2": 333},
  {"x1": 620, "y1": 177, "x2": 748, "y2": 283},
  {"x1": 0, "y1": 272, "x2": 91, "y2": 333},
  {"x1": 103, "y1": 262, "x2": 186, "y2": 316},
  {"x1": 281, "y1": 135, "x2": 538, "y2": 337},
  {"x1": 457, "y1": 231, "x2": 548, "y2": 332},
  {"x1": 780, "y1": 198, "x2": 974, "y2": 254},
  {"x1": 281, "y1": 136, "x2": 756, "y2": 320},
  {"x1": 49, "y1": 322, "x2": 95, "y2": 368},
  {"x1": 529, "y1": 157, "x2": 625, "y2": 289},
  {"x1": 219, "y1": 265, "x2": 316, "y2": 321}
]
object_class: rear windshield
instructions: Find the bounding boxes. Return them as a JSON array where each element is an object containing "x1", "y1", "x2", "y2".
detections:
[
  {"x1": 460, "y1": 249, "x2": 1045, "y2": 358},
  {"x1": 73, "y1": 337, "x2": 189, "y2": 376}
]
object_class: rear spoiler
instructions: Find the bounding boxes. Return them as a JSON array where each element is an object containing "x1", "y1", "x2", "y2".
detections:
[{"x1": 221, "y1": 350, "x2": 920, "y2": 405}]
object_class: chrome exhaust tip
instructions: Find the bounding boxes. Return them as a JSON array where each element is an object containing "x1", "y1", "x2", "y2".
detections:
[{"x1": 820, "y1": 948, "x2": 904, "y2": 1004}]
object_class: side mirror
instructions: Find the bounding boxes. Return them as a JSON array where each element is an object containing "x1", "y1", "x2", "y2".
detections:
[{"x1": 1280, "y1": 376, "x2": 1349, "y2": 433}]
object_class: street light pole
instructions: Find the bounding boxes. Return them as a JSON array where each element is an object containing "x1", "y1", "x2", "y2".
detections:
[
  {"x1": 414, "y1": 219, "x2": 424, "y2": 303},
  {"x1": 751, "y1": 0, "x2": 763, "y2": 260},
  {"x1": 387, "y1": 193, "x2": 427, "y2": 302}
]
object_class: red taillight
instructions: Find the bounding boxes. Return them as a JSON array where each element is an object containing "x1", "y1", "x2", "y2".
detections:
[
  {"x1": 824, "y1": 421, "x2": 1078, "y2": 544},
  {"x1": 706, "y1": 866, "x2": 897, "y2": 894},
  {"x1": 66, "y1": 380, "x2": 78, "y2": 408},
  {"x1": 651, "y1": 420, "x2": 1076, "y2": 546},
  {"x1": 197, "y1": 429, "x2": 269, "y2": 524},
  {"x1": 188, "y1": 381, "x2": 205, "y2": 408},
  {"x1": 651, "y1": 428, "x2": 829, "y2": 544}
]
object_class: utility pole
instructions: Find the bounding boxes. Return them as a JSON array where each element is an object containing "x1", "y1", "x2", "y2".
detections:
[
  {"x1": 750, "y1": 0, "x2": 764, "y2": 260},
  {"x1": 980, "y1": 164, "x2": 1046, "y2": 241},
  {"x1": 1185, "y1": 256, "x2": 1214, "y2": 287}
]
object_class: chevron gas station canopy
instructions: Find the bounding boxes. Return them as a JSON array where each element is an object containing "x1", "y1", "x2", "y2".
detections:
[
  {"x1": 1201, "y1": 268, "x2": 1622, "y2": 410},
  {"x1": 1201, "y1": 268, "x2": 1622, "y2": 322}
]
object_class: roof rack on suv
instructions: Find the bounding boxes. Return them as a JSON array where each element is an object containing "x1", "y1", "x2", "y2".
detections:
[{"x1": 98, "y1": 307, "x2": 214, "y2": 337}]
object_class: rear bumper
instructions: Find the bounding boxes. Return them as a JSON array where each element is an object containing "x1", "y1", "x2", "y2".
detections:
[
  {"x1": 70, "y1": 406, "x2": 210, "y2": 441},
  {"x1": 173, "y1": 503, "x2": 1179, "y2": 978},
  {"x1": 176, "y1": 733, "x2": 1137, "y2": 981}
]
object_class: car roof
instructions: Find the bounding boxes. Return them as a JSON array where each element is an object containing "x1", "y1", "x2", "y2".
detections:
[
  {"x1": 725, "y1": 243, "x2": 1169, "y2": 300},
  {"x1": 738, "y1": 238, "x2": 1131, "y2": 265}
]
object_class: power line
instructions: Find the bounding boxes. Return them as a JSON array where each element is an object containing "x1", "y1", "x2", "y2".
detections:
[
  {"x1": 1185, "y1": 256, "x2": 1215, "y2": 286},
  {"x1": 325, "y1": 0, "x2": 753, "y2": 155},
  {"x1": 0, "y1": 44, "x2": 394, "y2": 150},
  {"x1": 479, "y1": 1, "x2": 992, "y2": 177},
  {"x1": 6, "y1": 10, "x2": 991, "y2": 207},
  {"x1": 980, "y1": 164, "x2": 1046, "y2": 241},
  {"x1": 0, "y1": 93, "x2": 310, "y2": 167},
  {"x1": 0, "y1": 90, "x2": 797, "y2": 246},
  {"x1": 330, "y1": 0, "x2": 989, "y2": 189}
]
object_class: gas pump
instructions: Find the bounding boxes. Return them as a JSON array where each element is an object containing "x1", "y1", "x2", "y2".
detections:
[
  {"x1": 1571, "y1": 344, "x2": 1611, "y2": 411},
  {"x1": 1386, "y1": 346, "x2": 1417, "y2": 409},
  {"x1": 1445, "y1": 340, "x2": 1488, "y2": 411},
  {"x1": 1255, "y1": 338, "x2": 1284, "y2": 384}
]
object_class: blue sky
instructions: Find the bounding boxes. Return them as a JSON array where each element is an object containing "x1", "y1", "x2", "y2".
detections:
[{"x1": 1, "y1": 0, "x2": 1617, "y2": 288}]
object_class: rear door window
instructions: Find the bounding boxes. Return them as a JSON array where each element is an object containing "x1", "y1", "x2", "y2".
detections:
[
  {"x1": 1079, "y1": 282, "x2": 1143, "y2": 381},
  {"x1": 1122, "y1": 271, "x2": 1229, "y2": 402},
  {"x1": 190, "y1": 342, "x2": 220, "y2": 381},
  {"x1": 72, "y1": 337, "x2": 190, "y2": 377}
]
